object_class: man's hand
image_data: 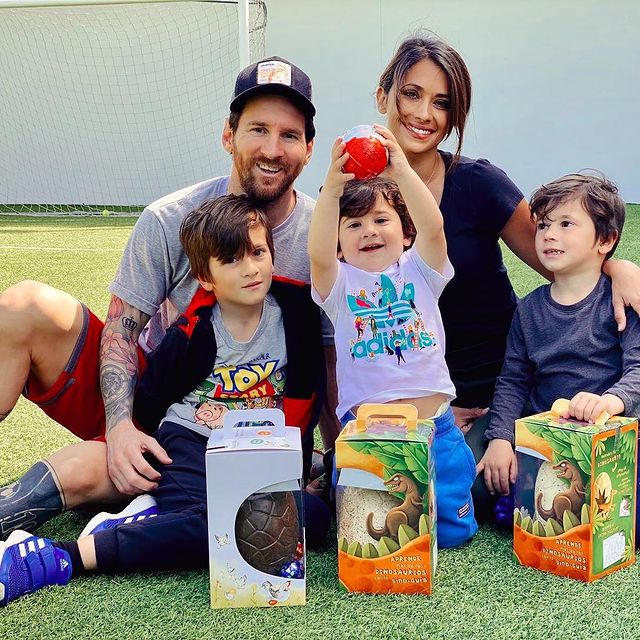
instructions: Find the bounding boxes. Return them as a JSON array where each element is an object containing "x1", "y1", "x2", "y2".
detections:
[
  {"x1": 476, "y1": 438, "x2": 516, "y2": 495},
  {"x1": 106, "y1": 421, "x2": 172, "y2": 495},
  {"x1": 452, "y1": 406, "x2": 488, "y2": 435}
]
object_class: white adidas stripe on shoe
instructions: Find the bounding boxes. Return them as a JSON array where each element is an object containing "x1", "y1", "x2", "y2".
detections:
[
  {"x1": 78, "y1": 494, "x2": 159, "y2": 539},
  {"x1": 0, "y1": 530, "x2": 72, "y2": 606}
]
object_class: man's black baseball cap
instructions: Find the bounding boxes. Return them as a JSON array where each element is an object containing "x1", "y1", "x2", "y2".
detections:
[{"x1": 230, "y1": 56, "x2": 316, "y2": 118}]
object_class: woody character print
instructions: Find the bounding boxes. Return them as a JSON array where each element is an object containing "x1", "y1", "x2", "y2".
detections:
[{"x1": 190, "y1": 363, "x2": 285, "y2": 430}]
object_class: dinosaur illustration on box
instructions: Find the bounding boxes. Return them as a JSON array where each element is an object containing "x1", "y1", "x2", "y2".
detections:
[
  {"x1": 594, "y1": 472, "x2": 617, "y2": 520},
  {"x1": 366, "y1": 473, "x2": 423, "y2": 542},
  {"x1": 536, "y1": 459, "x2": 585, "y2": 521}
]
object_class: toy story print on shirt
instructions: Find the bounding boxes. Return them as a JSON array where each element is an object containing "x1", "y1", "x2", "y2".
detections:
[
  {"x1": 346, "y1": 271, "x2": 437, "y2": 364},
  {"x1": 171, "y1": 356, "x2": 286, "y2": 434},
  {"x1": 193, "y1": 359, "x2": 285, "y2": 429}
]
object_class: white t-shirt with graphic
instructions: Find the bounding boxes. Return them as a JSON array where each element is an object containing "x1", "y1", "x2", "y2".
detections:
[
  {"x1": 312, "y1": 247, "x2": 455, "y2": 418},
  {"x1": 162, "y1": 294, "x2": 287, "y2": 437}
]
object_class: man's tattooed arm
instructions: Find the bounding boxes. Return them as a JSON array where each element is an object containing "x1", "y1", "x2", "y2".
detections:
[
  {"x1": 99, "y1": 296, "x2": 170, "y2": 495},
  {"x1": 100, "y1": 296, "x2": 150, "y2": 434}
]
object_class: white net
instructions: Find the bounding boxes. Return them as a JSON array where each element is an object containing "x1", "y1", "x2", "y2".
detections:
[{"x1": 0, "y1": 0, "x2": 267, "y2": 215}]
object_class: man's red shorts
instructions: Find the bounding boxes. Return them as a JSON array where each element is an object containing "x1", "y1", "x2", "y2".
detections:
[{"x1": 22, "y1": 304, "x2": 146, "y2": 442}]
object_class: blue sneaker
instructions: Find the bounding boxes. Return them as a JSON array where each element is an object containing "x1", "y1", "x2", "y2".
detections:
[
  {"x1": 79, "y1": 494, "x2": 159, "y2": 539},
  {"x1": 494, "y1": 493, "x2": 515, "y2": 528},
  {"x1": 0, "y1": 530, "x2": 72, "y2": 606}
]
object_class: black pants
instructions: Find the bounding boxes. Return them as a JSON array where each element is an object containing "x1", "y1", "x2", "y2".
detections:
[
  {"x1": 464, "y1": 412, "x2": 495, "y2": 522},
  {"x1": 93, "y1": 422, "x2": 329, "y2": 573}
]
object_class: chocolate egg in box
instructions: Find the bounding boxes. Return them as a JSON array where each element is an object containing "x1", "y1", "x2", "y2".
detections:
[
  {"x1": 513, "y1": 399, "x2": 637, "y2": 582},
  {"x1": 335, "y1": 403, "x2": 436, "y2": 595},
  {"x1": 206, "y1": 408, "x2": 305, "y2": 608}
]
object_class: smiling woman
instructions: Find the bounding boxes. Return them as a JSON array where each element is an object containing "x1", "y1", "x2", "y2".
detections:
[
  {"x1": 374, "y1": 34, "x2": 640, "y2": 520},
  {"x1": 376, "y1": 35, "x2": 543, "y2": 431}
]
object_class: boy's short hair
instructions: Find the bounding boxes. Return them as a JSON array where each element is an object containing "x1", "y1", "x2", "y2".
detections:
[
  {"x1": 179, "y1": 195, "x2": 274, "y2": 281},
  {"x1": 530, "y1": 172, "x2": 625, "y2": 259},
  {"x1": 338, "y1": 177, "x2": 417, "y2": 248}
]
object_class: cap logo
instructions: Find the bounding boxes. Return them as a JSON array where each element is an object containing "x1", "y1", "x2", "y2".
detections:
[{"x1": 256, "y1": 60, "x2": 292, "y2": 87}]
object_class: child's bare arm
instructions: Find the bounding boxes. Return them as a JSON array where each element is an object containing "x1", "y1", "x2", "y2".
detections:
[
  {"x1": 374, "y1": 124, "x2": 447, "y2": 274},
  {"x1": 308, "y1": 138, "x2": 354, "y2": 300}
]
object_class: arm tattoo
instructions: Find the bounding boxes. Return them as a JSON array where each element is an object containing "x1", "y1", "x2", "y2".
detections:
[
  {"x1": 122, "y1": 316, "x2": 138, "y2": 332},
  {"x1": 105, "y1": 297, "x2": 124, "y2": 322},
  {"x1": 101, "y1": 363, "x2": 138, "y2": 430},
  {"x1": 100, "y1": 297, "x2": 149, "y2": 433}
]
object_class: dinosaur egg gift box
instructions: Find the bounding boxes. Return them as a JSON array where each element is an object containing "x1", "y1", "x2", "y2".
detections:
[
  {"x1": 513, "y1": 401, "x2": 637, "y2": 582},
  {"x1": 206, "y1": 409, "x2": 306, "y2": 608},
  {"x1": 335, "y1": 404, "x2": 436, "y2": 595}
]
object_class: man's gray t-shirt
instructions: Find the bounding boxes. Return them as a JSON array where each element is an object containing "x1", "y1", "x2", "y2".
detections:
[
  {"x1": 486, "y1": 274, "x2": 640, "y2": 443},
  {"x1": 109, "y1": 176, "x2": 320, "y2": 350},
  {"x1": 162, "y1": 294, "x2": 287, "y2": 438}
]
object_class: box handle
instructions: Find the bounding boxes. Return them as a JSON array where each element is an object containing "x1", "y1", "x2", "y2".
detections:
[
  {"x1": 355, "y1": 403, "x2": 418, "y2": 432},
  {"x1": 221, "y1": 408, "x2": 286, "y2": 439}
]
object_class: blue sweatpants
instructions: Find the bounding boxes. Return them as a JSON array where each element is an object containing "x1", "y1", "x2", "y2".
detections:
[
  {"x1": 93, "y1": 422, "x2": 330, "y2": 573},
  {"x1": 336, "y1": 407, "x2": 477, "y2": 549},
  {"x1": 432, "y1": 408, "x2": 478, "y2": 547}
]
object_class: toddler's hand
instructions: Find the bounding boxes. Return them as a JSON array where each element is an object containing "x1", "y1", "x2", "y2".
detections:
[
  {"x1": 321, "y1": 138, "x2": 355, "y2": 198},
  {"x1": 476, "y1": 438, "x2": 516, "y2": 495},
  {"x1": 569, "y1": 392, "x2": 624, "y2": 423},
  {"x1": 372, "y1": 124, "x2": 411, "y2": 178}
]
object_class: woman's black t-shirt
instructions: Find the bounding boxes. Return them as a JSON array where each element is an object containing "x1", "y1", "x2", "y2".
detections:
[{"x1": 438, "y1": 151, "x2": 524, "y2": 408}]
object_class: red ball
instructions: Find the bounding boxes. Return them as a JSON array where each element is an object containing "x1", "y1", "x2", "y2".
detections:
[{"x1": 342, "y1": 125, "x2": 388, "y2": 180}]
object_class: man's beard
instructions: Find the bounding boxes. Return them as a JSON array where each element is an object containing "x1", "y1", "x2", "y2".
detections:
[{"x1": 237, "y1": 157, "x2": 304, "y2": 205}]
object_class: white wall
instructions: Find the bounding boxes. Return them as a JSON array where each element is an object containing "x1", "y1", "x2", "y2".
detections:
[
  {"x1": 2, "y1": 1, "x2": 636, "y2": 208},
  {"x1": 264, "y1": 0, "x2": 640, "y2": 203}
]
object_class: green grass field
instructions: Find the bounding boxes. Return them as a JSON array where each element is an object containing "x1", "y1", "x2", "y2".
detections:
[{"x1": 1, "y1": 209, "x2": 639, "y2": 640}]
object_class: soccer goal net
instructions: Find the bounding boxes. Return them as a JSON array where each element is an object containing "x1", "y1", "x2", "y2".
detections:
[{"x1": 0, "y1": 0, "x2": 267, "y2": 215}]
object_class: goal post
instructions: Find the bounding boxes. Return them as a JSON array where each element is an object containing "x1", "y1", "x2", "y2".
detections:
[{"x1": 0, "y1": 0, "x2": 267, "y2": 215}]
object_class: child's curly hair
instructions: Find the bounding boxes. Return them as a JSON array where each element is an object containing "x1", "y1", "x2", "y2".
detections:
[{"x1": 338, "y1": 177, "x2": 417, "y2": 251}]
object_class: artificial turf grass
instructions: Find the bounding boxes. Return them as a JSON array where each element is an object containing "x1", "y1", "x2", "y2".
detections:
[
  {"x1": 1, "y1": 209, "x2": 640, "y2": 639},
  {"x1": 1, "y1": 521, "x2": 639, "y2": 640},
  {"x1": 0, "y1": 214, "x2": 138, "y2": 319}
]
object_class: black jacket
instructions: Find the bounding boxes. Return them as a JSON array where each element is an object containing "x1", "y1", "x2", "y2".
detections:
[{"x1": 133, "y1": 276, "x2": 325, "y2": 438}]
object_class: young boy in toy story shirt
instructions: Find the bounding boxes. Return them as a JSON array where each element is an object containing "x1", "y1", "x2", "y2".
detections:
[
  {"x1": 308, "y1": 125, "x2": 477, "y2": 548},
  {"x1": 0, "y1": 196, "x2": 328, "y2": 606},
  {"x1": 157, "y1": 291, "x2": 287, "y2": 437}
]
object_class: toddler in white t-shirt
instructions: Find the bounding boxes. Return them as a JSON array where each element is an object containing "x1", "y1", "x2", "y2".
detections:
[{"x1": 308, "y1": 125, "x2": 477, "y2": 547}]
